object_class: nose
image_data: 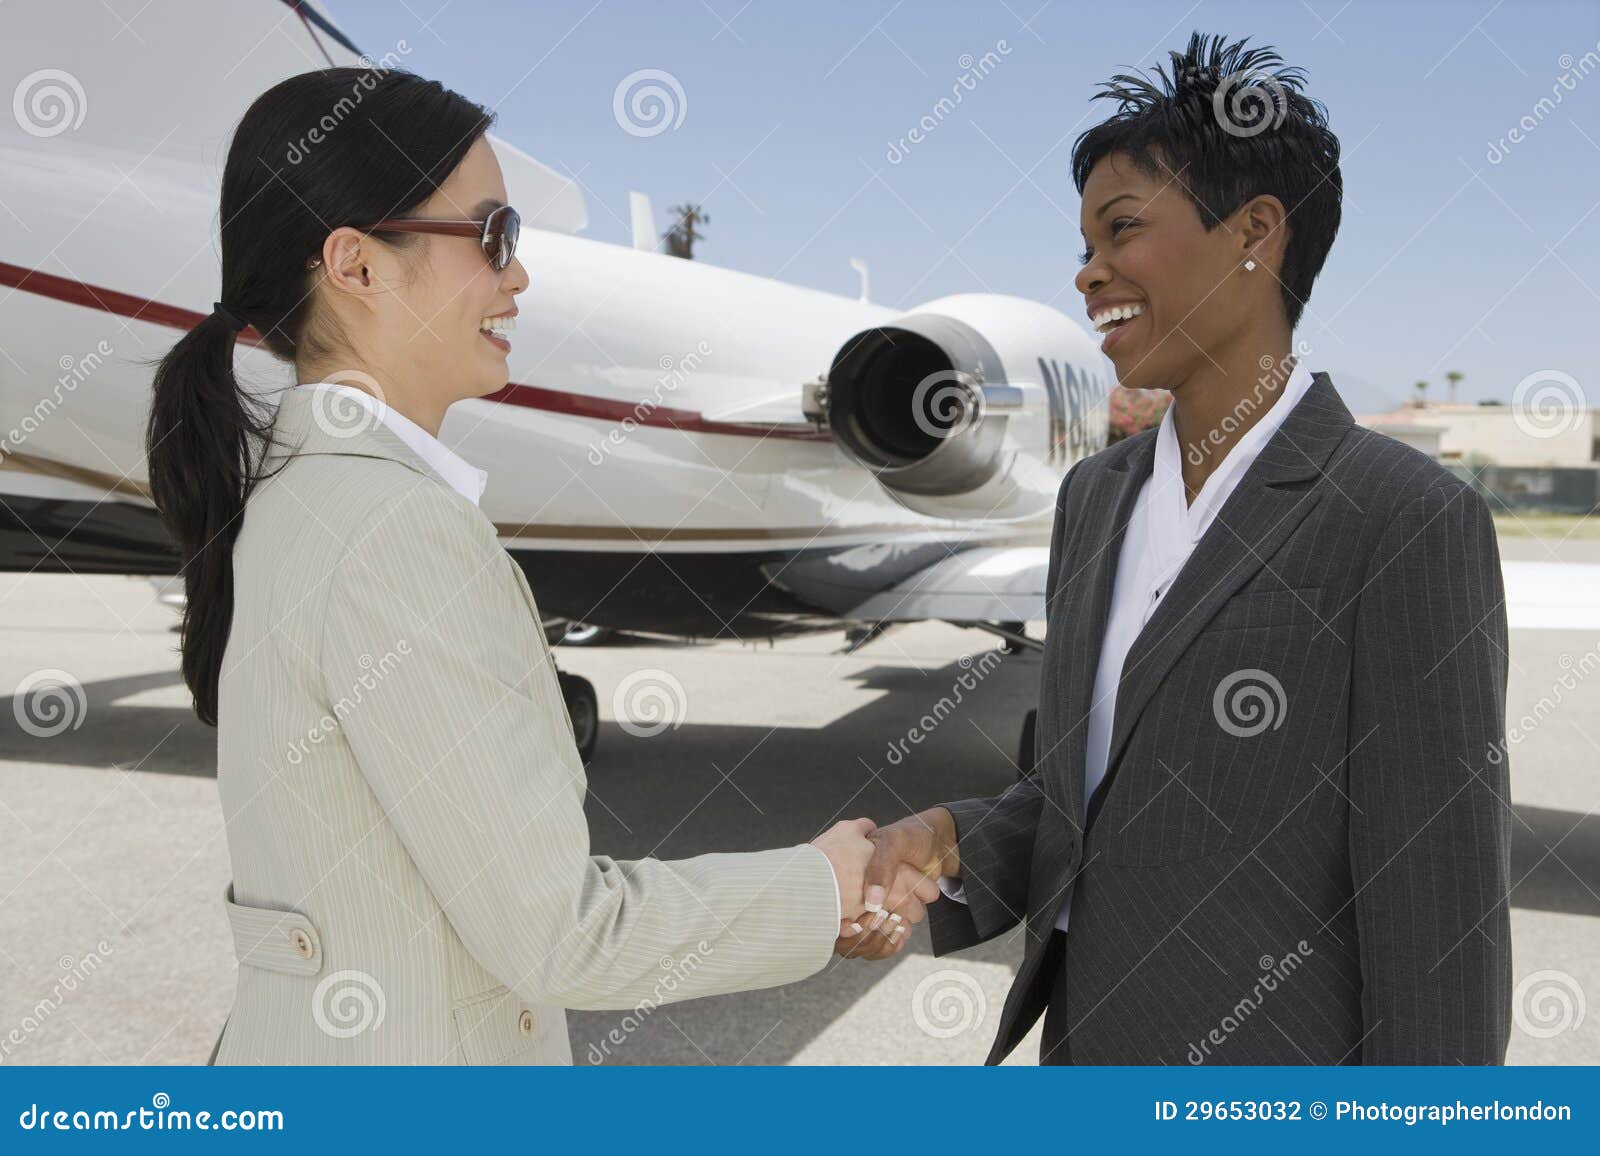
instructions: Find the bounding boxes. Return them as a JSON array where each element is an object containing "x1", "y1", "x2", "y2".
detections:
[
  {"x1": 502, "y1": 252, "x2": 529, "y2": 295},
  {"x1": 1074, "y1": 255, "x2": 1108, "y2": 299}
]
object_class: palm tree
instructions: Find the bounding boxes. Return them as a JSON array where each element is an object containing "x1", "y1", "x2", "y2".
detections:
[
  {"x1": 1446, "y1": 370, "x2": 1463, "y2": 404},
  {"x1": 1413, "y1": 379, "x2": 1429, "y2": 407},
  {"x1": 662, "y1": 203, "x2": 709, "y2": 259}
]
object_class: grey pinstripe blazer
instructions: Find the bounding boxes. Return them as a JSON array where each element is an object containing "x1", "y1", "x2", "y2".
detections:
[
  {"x1": 929, "y1": 373, "x2": 1512, "y2": 1065},
  {"x1": 211, "y1": 388, "x2": 839, "y2": 1065}
]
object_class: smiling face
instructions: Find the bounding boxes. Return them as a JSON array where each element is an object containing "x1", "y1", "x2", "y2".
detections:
[
  {"x1": 331, "y1": 134, "x2": 527, "y2": 409},
  {"x1": 398, "y1": 135, "x2": 527, "y2": 400},
  {"x1": 1074, "y1": 151, "x2": 1273, "y2": 393}
]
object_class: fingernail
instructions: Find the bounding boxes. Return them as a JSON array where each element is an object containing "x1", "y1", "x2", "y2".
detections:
[
  {"x1": 890, "y1": 925, "x2": 905, "y2": 940},
  {"x1": 863, "y1": 885, "x2": 886, "y2": 912},
  {"x1": 889, "y1": 912, "x2": 903, "y2": 925},
  {"x1": 868, "y1": 911, "x2": 886, "y2": 931},
  {"x1": 845, "y1": 922, "x2": 863, "y2": 936}
]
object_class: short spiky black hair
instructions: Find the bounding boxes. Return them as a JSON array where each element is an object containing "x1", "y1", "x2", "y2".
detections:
[{"x1": 1070, "y1": 32, "x2": 1342, "y2": 330}]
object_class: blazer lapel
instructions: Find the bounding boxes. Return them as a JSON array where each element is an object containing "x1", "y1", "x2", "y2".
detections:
[
  {"x1": 1042, "y1": 432, "x2": 1156, "y2": 826},
  {"x1": 1099, "y1": 372, "x2": 1354, "y2": 790}
]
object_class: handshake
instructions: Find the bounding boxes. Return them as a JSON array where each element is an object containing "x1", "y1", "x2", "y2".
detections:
[{"x1": 811, "y1": 807, "x2": 960, "y2": 961}]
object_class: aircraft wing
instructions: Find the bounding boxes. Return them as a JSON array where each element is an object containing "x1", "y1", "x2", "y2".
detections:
[
  {"x1": 846, "y1": 546, "x2": 1049, "y2": 623},
  {"x1": 700, "y1": 392, "x2": 814, "y2": 427}
]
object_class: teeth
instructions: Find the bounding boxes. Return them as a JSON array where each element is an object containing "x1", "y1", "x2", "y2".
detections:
[
  {"x1": 1090, "y1": 302, "x2": 1145, "y2": 333},
  {"x1": 479, "y1": 315, "x2": 516, "y2": 333}
]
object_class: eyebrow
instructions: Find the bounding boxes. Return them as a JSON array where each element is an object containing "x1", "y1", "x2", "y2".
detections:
[
  {"x1": 470, "y1": 197, "x2": 506, "y2": 215},
  {"x1": 1094, "y1": 193, "x2": 1140, "y2": 218}
]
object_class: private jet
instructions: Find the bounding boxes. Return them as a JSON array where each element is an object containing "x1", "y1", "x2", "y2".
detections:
[{"x1": 1, "y1": 0, "x2": 1114, "y2": 763}]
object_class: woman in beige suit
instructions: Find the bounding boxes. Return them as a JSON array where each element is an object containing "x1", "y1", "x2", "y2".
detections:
[{"x1": 144, "y1": 68, "x2": 934, "y2": 1064}]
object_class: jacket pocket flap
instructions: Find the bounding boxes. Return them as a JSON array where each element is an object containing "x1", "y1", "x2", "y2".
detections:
[
  {"x1": 450, "y1": 985, "x2": 540, "y2": 1064},
  {"x1": 223, "y1": 881, "x2": 324, "y2": 977}
]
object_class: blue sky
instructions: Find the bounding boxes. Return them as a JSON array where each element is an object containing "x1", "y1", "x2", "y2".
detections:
[{"x1": 324, "y1": 0, "x2": 1599, "y2": 415}]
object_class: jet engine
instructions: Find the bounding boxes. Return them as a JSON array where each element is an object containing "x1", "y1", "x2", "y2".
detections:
[{"x1": 805, "y1": 294, "x2": 1111, "y2": 521}]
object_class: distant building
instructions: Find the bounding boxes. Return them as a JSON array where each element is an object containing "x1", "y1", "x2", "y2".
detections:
[
  {"x1": 1362, "y1": 419, "x2": 1443, "y2": 458},
  {"x1": 1355, "y1": 402, "x2": 1600, "y2": 467}
]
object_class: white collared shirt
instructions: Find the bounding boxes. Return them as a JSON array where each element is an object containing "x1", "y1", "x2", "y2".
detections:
[
  {"x1": 298, "y1": 381, "x2": 488, "y2": 506},
  {"x1": 942, "y1": 360, "x2": 1318, "y2": 931}
]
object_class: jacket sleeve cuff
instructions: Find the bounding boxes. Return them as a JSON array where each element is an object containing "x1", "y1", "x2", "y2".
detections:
[{"x1": 806, "y1": 842, "x2": 842, "y2": 926}]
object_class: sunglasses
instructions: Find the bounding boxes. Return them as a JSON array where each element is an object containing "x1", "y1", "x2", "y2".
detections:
[{"x1": 308, "y1": 204, "x2": 522, "y2": 272}]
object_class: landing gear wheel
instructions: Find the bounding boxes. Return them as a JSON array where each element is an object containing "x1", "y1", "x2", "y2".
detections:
[
  {"x1": 558, "y1": 672, "x2": 599, "y2": 765},
  {"x1": 1017, "y1": 708, "x2": 1038, "y2": 779},
  {"x1": 558, "y1": 622, "x2": 613, "y2": 647}
]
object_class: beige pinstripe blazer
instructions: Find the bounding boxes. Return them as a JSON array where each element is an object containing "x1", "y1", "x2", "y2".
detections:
[{"x1": 212, "y1": 387, "x2": 839, "y2": 1065}]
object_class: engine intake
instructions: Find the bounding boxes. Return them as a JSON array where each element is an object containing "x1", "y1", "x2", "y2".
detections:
[{"x1": 819, "y1": 315, "x2": 1022, "y2": 498}]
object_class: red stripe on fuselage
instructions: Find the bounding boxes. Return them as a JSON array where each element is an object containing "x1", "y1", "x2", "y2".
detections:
[{"x1": 0, "y1": 259, "x2": 827, "y2": 441}]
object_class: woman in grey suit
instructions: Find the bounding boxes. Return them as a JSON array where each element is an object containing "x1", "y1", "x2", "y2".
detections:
[
  {"x1": 144, "y1": 67, "x2": 931, "y2": 1064},
  {"x1": 853, "y1": 34, "x2": 1511, "y2": 1066}
]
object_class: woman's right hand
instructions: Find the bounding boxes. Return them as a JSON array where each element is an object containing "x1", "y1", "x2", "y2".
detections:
[{"x1": 810, "y1": 817, "x2": 878, "y2": 920}]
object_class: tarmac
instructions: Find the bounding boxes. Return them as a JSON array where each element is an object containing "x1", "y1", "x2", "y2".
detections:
[{"x1": 1, "y1": 527, "x2": 1595, "y2": 1065}]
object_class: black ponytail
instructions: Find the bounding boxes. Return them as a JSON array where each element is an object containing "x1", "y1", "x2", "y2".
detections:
[{"x1": 145, "y1": 67, "x2": 493, "y2": 726}]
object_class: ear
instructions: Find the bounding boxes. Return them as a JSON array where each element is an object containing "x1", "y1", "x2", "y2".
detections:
[
  {"x1": 317, "y1": 226, "x2": 374, "y2": 298},
  {"x1": 1235, "y1": 193, "x2": 1289, "y2": 274}
]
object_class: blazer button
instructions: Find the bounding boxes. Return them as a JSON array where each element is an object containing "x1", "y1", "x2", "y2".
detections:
[
  {"x1": 518, "y1": 1009, "x2": 535, "y2": 1036},
  {"x1": 288, "y1": 928, "x2": 314, "y2": 959}
]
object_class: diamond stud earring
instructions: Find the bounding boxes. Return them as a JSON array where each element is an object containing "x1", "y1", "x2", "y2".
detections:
[{"x1": 1244, "y1": 258, "x2": 1257, "y2": 271}]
